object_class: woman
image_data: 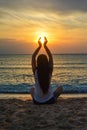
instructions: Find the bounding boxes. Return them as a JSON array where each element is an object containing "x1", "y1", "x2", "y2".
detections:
[{"x1": 30, "y1": 37, "x2": 63, "y2": 104}]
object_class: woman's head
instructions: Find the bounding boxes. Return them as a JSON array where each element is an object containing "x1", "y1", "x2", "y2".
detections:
[
  {"x1": 37, "y1": 54, "x2": 50, "y2": 94},
  {"x1": 37, "y1": 54, "x2": 49, "y2": 68}
]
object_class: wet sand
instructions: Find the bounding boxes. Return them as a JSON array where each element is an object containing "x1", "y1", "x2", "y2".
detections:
[{"x1": 0, "y1": 94, "x2": 87, "y2": 130}]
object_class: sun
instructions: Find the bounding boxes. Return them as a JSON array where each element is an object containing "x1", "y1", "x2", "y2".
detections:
[
  {"x1": 35, "y1": 31, "x2": 48, "y2": 44},
  {"x1": 39, "y1": 33, "x2": 47, "y2": 44},
  {"x1": 40, "y1": 36, "x2": 45, "y2": 44}
]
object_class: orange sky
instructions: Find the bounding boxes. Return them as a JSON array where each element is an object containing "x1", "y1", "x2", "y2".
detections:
[{"x1": 0, "y1": 0, "x2": 87, "y2": 54}]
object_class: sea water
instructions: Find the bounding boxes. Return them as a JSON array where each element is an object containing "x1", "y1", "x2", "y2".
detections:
[{"x1": 0, "y1": 54, "x2": 87, "y2": 93}]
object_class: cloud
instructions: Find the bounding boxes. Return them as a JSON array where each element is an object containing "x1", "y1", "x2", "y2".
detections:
[
  {"x1": 0, "y1": 0, "x2": 87, "y2": 54},
  {"x1": 50, "y1": 42, "x2": 87, "y2": 54},
  {"x1": 0, "y1": 39, "x2": 34, "y2": 54},
  {"x1": 0, "y1": 38, "x2": 87, "y2": 54},
  {"x1": 0, "y1": 0, "x2": 87, "y2": 14},
  {"x1": 0, "y1": 0, "x2": 87, "y2": 30}
]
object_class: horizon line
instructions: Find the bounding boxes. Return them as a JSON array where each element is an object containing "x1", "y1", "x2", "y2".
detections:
[{"x1": 0, "y1": 53, "x2": 87, "y2": 55}]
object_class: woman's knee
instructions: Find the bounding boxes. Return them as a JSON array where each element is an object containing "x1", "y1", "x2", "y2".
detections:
[
  {"x1": 30, "y1": 87, "x2": 34, "y2": 98},
  {"x1": 53, "y1": 86, "x2": 63, "y2": 98}
]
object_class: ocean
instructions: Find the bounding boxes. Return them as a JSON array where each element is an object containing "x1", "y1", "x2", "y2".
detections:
[{"x1": 0, "y1": 54, "x2": 87, "y2": 93}]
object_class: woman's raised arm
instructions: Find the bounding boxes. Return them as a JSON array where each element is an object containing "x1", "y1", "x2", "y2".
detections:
[
  {"x1": 32, "y1": 38, "x2": 42, "y2": 74},
  {"x1": 44, "y1": 37, "x2": 53, "y2": 72}
]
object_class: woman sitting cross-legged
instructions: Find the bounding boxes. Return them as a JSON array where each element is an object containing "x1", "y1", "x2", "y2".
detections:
[{"x1": 30, "y1": 37, "x2": 63, "y2": 104}]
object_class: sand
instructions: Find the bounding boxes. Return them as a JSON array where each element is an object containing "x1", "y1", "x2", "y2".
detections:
[{"x1": 0, "y1": 94, "x2": 87, "y2": 130}]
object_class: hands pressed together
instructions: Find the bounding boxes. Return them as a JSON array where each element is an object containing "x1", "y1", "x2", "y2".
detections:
[{"x1": 38, "y1": 37, "x2": 48, "y2": 48}]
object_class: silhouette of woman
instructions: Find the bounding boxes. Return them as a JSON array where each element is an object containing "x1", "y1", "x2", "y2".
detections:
[{"x1": 30, "y1": 37, "x2": 63, "y2": 104}]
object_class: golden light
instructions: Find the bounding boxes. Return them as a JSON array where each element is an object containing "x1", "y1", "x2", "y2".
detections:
[
  {"x1": 39, "y1": 32, "x2": 46, "y2": 44},
  {"x1": 40, "y1": 36, "x2": 45, "y2": 44},
  {"x1": 34, "y1": 31, "x2": 49, "y2": 44}
]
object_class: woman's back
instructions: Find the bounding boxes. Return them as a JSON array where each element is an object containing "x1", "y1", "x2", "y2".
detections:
[{"x1": 34, "y1": 69, "x2": 53, "y2": 103}]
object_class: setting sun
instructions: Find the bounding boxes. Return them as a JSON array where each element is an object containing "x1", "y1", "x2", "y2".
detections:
[
  {"x1": 40, "y1": 36, "x2": 45, "y2": 44},
  {"x1": 34, "y1": 31, "x2": 50, "y2": 44}
]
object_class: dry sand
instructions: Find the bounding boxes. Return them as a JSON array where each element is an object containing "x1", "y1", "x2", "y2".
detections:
[{"x1": 0, "y1": 94, "x2": 87, "y2": 130}]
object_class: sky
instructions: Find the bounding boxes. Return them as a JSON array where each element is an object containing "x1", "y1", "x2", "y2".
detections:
[{"x1": 0, "y1": 0, "x2": 87, "y2": 54}]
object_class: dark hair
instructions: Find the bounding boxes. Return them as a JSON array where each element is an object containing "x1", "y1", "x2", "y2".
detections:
[{"x1": 37, "y1": 54, "x2": 50, "y2": 94}]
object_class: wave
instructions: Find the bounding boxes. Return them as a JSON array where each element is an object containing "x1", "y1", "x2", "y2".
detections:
[
  {"x1": 0, "y1": 67, "x2": 31, "y2": 69},
  {"x1": 0, "y1": 66, "x2": 87, "y2": 70},
  {"x1": 54, "y1": 66, "x2": 87, "y2": 69},
  {"x1": 0, "y1": 83, "x2": 32, "y2": 93},
  {"x1": 0, "y1": 83, "x2": 87, "y2": 94}
]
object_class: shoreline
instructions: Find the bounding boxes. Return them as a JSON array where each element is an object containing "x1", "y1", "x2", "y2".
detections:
[{"x1": 0, "y1": 93, "x2": 87, "y2": 100}]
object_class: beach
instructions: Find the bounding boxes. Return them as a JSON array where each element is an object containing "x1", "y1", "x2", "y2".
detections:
[{"x1": 0, "y1": 94, "x2": 87, "y2": 130}]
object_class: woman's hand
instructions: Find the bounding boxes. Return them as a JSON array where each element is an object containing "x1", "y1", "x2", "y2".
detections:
[
  {"x1": 44, "y1": 37, "x2": 48, "y2": 47},
  {"x1": 38, "y1": 37, "x2": 42, "y2": 47}
]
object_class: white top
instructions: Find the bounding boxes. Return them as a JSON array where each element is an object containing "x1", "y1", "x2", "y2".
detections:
[{"x1": 34, "y1": 69, "x2": 53, "y2": 103}]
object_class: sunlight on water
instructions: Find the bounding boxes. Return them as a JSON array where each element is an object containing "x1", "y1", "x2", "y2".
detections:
[{"x1": 0, "y1": 54, "x2": 87, "y2": 93}]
